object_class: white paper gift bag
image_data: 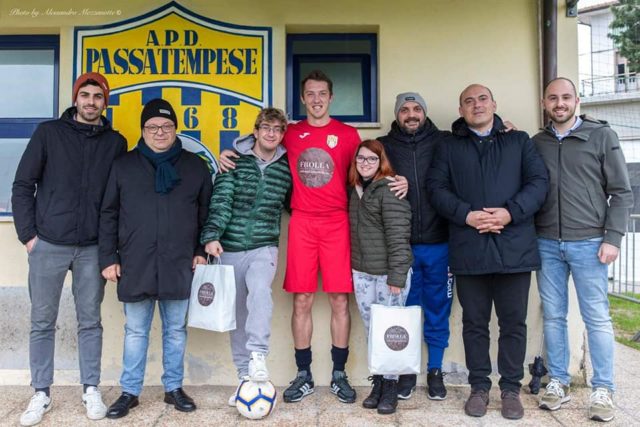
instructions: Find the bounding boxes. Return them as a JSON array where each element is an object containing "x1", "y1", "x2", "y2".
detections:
[
  {"x1": 187, "y1": 257, "x2": 236, "y2": 332},
  {"x1": 368, "y1": 303, "x2": 422, "y2": 375}
]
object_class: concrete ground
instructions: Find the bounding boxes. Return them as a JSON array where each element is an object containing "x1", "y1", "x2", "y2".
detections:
[{"x1": 2, "y1": 342, "x2": 639, "y2": 427}]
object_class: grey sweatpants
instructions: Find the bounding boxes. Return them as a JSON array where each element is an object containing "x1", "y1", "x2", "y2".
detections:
[
  {"x1": 27, "y1": 239, "x2": 105, "y2": 388},
  {"x1": 353, "y1": 269, "x2": 411, "y2": 379},
  {"x1": 221, "y1": 246, "x2": 278, "y2": 379}
]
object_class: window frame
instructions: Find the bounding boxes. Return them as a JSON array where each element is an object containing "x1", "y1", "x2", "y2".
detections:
[
  {"x1": 286, "y1": 33, "x2": 378, "y2": 123},
  {"x1": 0, "y1": 35, "x2": 59, "y2": 218}
]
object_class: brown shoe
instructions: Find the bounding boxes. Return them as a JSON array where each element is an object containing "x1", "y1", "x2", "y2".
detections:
[
  {"x1": 464, "y1": 389, "x2": 489, "y2": 417},
  {"x1": 501, "y1": 389, "x2": 524, "y2": 420}
]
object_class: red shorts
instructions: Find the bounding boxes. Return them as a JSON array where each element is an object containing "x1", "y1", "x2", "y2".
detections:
[{"x1": 283, "y1": 211, "x2": 353, "y2": 293}]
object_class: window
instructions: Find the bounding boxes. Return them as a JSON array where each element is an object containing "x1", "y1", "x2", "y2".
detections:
[
  {"x1": 0, "y1": 36, "x2": 59, "y2": 217},
  {"x1": 286, "y1": 33, "x2": 377, "y2": 124}
]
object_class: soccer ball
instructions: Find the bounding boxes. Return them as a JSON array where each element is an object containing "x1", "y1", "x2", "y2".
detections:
[{"x1": 235, "y1": 379, "x2": 277, "y2": 420}]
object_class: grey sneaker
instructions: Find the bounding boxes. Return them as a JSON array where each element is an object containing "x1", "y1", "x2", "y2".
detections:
[
  {"x1": 283, "y1": 371, "x2": 314, "y2": 403},
  {"x1": 589, "y1": 387, "x2": 614, "y2": 422},
  {"x1": 539, "y1": 378, "x2": 571, "y2": 411},
  {"x1": 330, "y1": 370, "x2": 356, "y2": 403}
]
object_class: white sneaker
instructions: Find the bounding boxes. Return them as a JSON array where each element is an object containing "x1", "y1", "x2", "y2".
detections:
[
  {"x1": 20, "y1": 392, "x2": 51, "y2": 426},
  {"x1": 82, "y1": 386, "x2": 107, "y2": 420},
  {"x1": 248, "y1": 352, "x2": 269, "y2": 381},
  {"x1": 228, "y1": 392, "x2": 237, "y2": 407},
  {"x1": 229, "y1": 378, "x2": 246, "y2": 407}
]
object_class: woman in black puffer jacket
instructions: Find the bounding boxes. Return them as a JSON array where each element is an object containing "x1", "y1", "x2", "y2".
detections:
[{"x1": 347, "y1": 139, "x2": 413, "y2": 415}]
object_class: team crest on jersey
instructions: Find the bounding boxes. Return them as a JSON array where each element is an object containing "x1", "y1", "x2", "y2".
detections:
[{"x1": 326, "y1": 134, "x2": 338, "y2": 148}]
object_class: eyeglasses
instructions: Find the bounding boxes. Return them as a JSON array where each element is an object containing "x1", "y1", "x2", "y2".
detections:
[
  {"x1": 356, "y1": 155, "x2": 380, "y2": 165},
  {"x1": 144, "y1": 123, "x2": 175, "y2": 134},
  {"x1": 257, "y1": 124, "x2": 284, "y2": 134}
]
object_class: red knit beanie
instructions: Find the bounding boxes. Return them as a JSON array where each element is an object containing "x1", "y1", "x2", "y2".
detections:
[{"x1": 72, "y1": 72, "x2": 110, "y2": 106}]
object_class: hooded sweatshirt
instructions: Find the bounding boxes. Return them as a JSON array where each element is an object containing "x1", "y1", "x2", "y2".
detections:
[{"x1": 533, "y1": 115, "x2": 633, "y2": 247}]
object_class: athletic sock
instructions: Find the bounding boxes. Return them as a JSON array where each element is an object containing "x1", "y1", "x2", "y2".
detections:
[
  {"x1": 295, "y1": 347, "x2": 312, "y2": 376},
  {"x1": 331, "y1": 345, "x2": 349, "y2": 372}
]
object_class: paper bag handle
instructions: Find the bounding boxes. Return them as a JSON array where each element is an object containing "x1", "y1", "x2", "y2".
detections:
[{"x1": 205, "y1": 254, "x2": 222, "y2": 265}]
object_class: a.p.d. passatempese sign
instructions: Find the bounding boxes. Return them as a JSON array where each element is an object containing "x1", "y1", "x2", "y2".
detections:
[{"x1": 74, "y1": 1, "x2": 271, "y2": 173}]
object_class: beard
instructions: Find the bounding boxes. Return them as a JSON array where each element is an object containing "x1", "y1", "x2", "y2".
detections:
[
  {"x1": 400, "y1": 119, "x2": 424, "y2": 134},
  {"x1": 549, "y1": 106, "x2": 576, "y2": 124}
]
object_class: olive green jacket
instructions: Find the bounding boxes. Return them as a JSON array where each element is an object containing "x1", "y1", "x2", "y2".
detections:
[{"x1": 349, "y1": 177, "x2": 413, "y2": 287}]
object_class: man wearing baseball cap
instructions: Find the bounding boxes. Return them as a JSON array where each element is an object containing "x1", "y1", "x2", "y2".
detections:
[
  {"x1": 376, "y1": 92, "x2": 452, "y2": 403},
  {"x1": 12, "y1": 72, "x2": 127, "y2": 426},
  {"x1": 99, "y1": 98, "x2": 212, "y2": 419}
]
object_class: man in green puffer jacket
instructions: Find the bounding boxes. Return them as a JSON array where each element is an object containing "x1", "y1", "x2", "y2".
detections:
[{"x1": 200, "y1": 108, "x2": 292, "y2": 405}]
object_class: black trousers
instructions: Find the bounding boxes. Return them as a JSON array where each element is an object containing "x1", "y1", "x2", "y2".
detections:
[{"x1": 456, "y1": 272, "x2": 531, "y2": 392}]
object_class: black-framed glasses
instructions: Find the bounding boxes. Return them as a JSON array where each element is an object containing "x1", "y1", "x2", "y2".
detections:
[
  {"x1": 257, "y1": 124, "x2": 284, "y2": 134},
  {"x1": 356, "y1": 155, "x2": 379, "y2": 165},
  {"x1": 144, "y1": 123, "x2": 175, "y2": 134}
]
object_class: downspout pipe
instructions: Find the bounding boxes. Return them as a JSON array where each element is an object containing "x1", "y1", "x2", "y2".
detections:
[{"x1": 542, "y1": 0, "x2": 557, "y2": 125}]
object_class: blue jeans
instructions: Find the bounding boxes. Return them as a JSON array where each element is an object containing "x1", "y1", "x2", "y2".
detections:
[
  {"x1": 536, "y1": 237, "x2": 615, "y2": 391},
  {"x1": 120, "y1": 299, "x2": 189, "y2": 396}
]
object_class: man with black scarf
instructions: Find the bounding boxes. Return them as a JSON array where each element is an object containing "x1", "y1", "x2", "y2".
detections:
[{"x1": 99, "y1": 98, "x2": 212, "y2": 419}]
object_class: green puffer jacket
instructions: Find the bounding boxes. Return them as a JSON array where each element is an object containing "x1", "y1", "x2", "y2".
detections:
[
  {"x1": 349, "y1": 177, "x2": 413, "y2": 287},
  {"x1": 200, "y1": 134, "x2": 292, "y2": 251}
]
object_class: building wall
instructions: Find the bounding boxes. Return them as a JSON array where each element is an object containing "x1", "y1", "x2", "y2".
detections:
[
  {"x1": 0, "y1": 0, "x2": 584, "y2": 387},
  {"x1": 580, "y1": 8, "x2": 616, "y2": 95}
]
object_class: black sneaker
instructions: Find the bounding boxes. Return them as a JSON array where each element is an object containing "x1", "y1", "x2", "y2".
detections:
[
  {"x1": 283, "y1": 370, "x2": 314, "y2": 403},
  {"x1": 330, "y1": 370, "x2": 357, "y2": 403},
  {"x1": 397, "y1": 374, "x2": 416, "y2": 400},
  {"x1": 427, "y1": 368, "x2": 447, "y2": 400}
]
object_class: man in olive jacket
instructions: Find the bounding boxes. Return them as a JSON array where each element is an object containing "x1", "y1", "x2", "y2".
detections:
[
  {"x1": 427, "y1": 84, "x2": 548, "y2": 420},
  {"x1": 99, "y1": 98, "x2": 212, "y2": 419},
  {"x1": 534, "y1": 77, "x2": 633, "y2": 423},
  {"x1": 200, "y1": 108, "x2": 291, "y2": 406}
]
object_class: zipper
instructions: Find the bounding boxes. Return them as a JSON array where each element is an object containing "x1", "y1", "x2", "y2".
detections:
[
  {"x1": 243, "y1": 160, "x2": 265, "y2": 249},
  {"x1": 357, "y1": 190, "x2": 364, "y2": 267},
  {"x1": 411, "y1": 134, "x2": 422, "y2": 242},
  {"x1": 557, "y1": 139, "x2": 563, "y2": 241}
]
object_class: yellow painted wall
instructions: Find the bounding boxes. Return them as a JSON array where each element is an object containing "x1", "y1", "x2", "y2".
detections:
[{"x1": 0, "y1": 0, "x2": 583, "y2": 387}]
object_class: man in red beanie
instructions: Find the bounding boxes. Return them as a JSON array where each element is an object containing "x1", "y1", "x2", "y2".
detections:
[{"x1": 12, "y1": 72, "x2": 127, "y2": 426}]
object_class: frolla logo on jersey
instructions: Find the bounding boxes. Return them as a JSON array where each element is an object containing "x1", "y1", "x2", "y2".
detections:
[
  {"x1": 297, "y1": 147, "x2": 334, "y2": 188},
  {"x1": 326, "y1": 134, "x2": 338, "y2": 148}
]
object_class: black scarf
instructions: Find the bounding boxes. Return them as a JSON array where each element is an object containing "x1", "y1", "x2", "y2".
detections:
[{"x1": 136, "y1": 137, "x2": 182, "y2": 194}]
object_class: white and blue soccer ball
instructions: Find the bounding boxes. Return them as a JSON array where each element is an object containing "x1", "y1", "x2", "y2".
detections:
[{"x1": 235, "y1": 379, "x2": 277, "y2": 420}]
